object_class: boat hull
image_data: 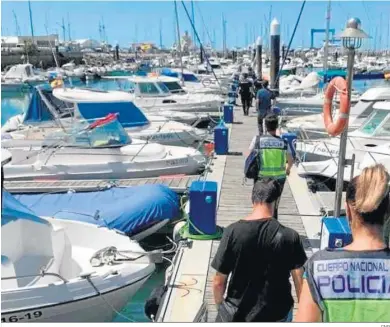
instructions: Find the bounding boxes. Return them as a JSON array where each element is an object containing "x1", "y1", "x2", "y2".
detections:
[{"x1": 1, "y1": 274, "x2": 150, "y2": 322}]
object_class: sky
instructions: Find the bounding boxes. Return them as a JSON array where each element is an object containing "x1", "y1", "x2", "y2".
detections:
[{"x1": 1, "y1": 0, "x2": 390, "y2": 50}]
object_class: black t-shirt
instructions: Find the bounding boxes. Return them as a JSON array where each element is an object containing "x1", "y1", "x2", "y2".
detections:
[
  {"x1": 211, "y1": 218, "x2": 307, "y2": 322},
  {"x1": 239, "y1": 79, "x2": 253, "y2": 96}
]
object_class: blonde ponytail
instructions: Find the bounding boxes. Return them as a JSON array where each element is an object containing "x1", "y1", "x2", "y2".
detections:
[{"x1": 354, "y1": 164, "x2": 390, "y2": 213}]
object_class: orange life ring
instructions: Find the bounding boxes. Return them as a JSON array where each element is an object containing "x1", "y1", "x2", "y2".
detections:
[{"x1": 323, "y1": 76, "x2": 350, "y2": 137}]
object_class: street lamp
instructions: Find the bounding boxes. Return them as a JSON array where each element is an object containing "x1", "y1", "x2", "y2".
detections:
[{"x1": 334, "y1": 18, "x2": 369, "y2": 218}]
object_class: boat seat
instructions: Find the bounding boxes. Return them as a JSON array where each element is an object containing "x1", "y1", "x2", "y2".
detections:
[{"x1": 11, "y1": 227, "x2": 67, "y2": 288}]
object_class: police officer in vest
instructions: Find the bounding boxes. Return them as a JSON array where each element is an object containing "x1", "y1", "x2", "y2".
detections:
[{"x1": 248, "y1": 114, "x2": 294, "y2": 219}]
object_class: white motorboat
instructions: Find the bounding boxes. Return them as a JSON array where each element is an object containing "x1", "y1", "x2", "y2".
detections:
[
  {"x1": 286, "y1": 86, "x2": 390, "y2": 139},
  {"x1": 295, "y1": 101, "x2": 390, "y2": 163},
  {"x1": 297, "y1": 142, "x2": 390, "y2": 183},
  {"x1": 2, "y1": 115, "x2": 207, "y2": 181},
  {"x1": 278, "y1": 72, "x2": 320, "y2": 97},
  {"x1": 1, "y1": 190, "x2": 155, "y2": 322},
  {"x1": 3, "y1": 87, "x2": 211, "y2": 147},
  {"x1": 102, "y1": 75, "x2": 224, "y2": 113},
  {"x1": 276, "y1": 89, "x2": 361, "y2": 116},
  {"x1": 1, "y1": 64, "x2": 47, "y2": 93},
  {"x1": 157, "y1": 68, "x2": 227, "y2": 95}
]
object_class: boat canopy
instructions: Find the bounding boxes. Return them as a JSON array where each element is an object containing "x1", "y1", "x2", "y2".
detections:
[
  {"x1": 14, "y1": 184, "x2": 180, "y2": 237},
  {"x1": 23, "y1": 85, "x2": 73, "y2": 124},
  {"x1": 4, "y1": 64, "x2": 35, "y2": 79},
  {"x1": 76, "y1": 101, "x2": 150, "y2": 128},
  {"x1": 2, "y1": 190, "x2": 49, "y2": 227},
  {"x1": 160, "y1": 68, "x2": 200, "y2": 82}
]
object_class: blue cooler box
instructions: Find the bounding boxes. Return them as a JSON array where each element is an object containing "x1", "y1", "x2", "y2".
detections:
[
  {"x1": 223, "y1": 104, "x2": 234, "y2": 124},
  {"x1": 189, "y1": 181, "x2": 218, "y2": 235},
  {"x1": 320, "y1": 217, "x2": 352, "y2": 250},
  {"x1": 214, "y1": 123, "x2": 229, "y2": 155},
  {"x1": 281, "y1": 132, "x2": 297, "y2": 159}
]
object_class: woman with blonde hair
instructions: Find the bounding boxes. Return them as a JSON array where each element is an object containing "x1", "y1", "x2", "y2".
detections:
[{"x1": 296, "y1": 164, "x2": 390, "y2": 323}]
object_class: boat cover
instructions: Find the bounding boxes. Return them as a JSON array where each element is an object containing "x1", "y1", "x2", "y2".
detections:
[
  {"x1": 77, "y1": 101, "x2": 149, "y2": 128},
  {"x1": 13, "y1": 184, "x2": 180, "y2": 236},
  {"x1": 2, "y1": 190, "x2": 49, "y2": 226},
  {"x1": 24, "y1": 85, "x2": 73, "y2": 124}
]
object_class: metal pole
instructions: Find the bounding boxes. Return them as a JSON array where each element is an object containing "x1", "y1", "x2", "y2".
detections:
[
  {"x1": 334, "y1": 48, "x2": 354, "y2": 217},
  {"x1": 323, "y1": 0, "x2": 331, "y2": 76},
  {"x1": 256, "y1": 37, "x2": 262, "y2": 79},
  {"x1": 174, "y1": 0, "x2": 185, "y2": 86},
  {"x1": 270, "y1": 18, "x2": 280, "y2": 95}
]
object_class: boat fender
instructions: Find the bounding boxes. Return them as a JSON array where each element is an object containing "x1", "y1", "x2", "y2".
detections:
[
  {"x1": 323, "y1": 76, "x2": 350, "y2": 137},
  {"x1": 173, "y1": 221, "x2": 186, "y2": 242},
  {"x1": 144, "y1": 285, "x2": 168, "y2": 321}
]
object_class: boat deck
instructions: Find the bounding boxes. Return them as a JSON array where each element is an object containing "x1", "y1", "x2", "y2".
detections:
[
  {"x1": 4, "y1": 175, "x2": 200, "y2": 194},
  {"x1": 158, "y1": 104, "x2": 317, "y2": 322}
]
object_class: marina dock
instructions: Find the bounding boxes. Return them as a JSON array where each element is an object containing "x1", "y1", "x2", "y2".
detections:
[{"x1": 157, "y1": 104, "x2": 324, "y2": 322}]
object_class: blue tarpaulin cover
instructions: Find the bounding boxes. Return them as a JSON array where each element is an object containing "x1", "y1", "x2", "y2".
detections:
[
  {"x1": 77, "y1": 102, "x2": 150, "y2": 128},
  {"x1": 2, "y1": 190, "x2": 49, "y2": 226},
  {"x1": 13, "y1": 184, "x2": 180, "y2": 236},
  {"x1": 23, "y1": 86, "x2": 54, "y2": 123}
]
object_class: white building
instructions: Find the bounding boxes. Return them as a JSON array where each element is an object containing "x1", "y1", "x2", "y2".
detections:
[
  {"x1": 1, "y1": 35, "x2": 59, "y2": 48},
  {"x1": 72, "y1": 39, "x2": 101, "y2": 49}
]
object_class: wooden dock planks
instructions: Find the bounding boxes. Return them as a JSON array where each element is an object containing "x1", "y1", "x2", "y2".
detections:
[{"x1": 204, "y1": 106, "x2": 313, "y2": 322}]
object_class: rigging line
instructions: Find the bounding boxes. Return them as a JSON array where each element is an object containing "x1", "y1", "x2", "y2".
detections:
[
  {"x1": 180, "y1": 0, "x2": 222, "y2": 94},
  {"x1": 193, "y1": 1, "x2": 214, "y2": 48},
  {"x1": 276, "y1": 0, "x2": 307, "y2": 84}
]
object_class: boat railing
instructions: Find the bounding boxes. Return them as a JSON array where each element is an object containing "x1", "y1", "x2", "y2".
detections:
[{"x1": 2, "y1": 270, "x2": 68, "y2": 284}]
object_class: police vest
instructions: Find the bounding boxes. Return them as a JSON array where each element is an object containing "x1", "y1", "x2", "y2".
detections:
[
  {"x1": 304, "y1": 248, "x2": 390, "y2": 322},
  {"x1": 257, "y1": 135, "x2": 287, "y2": 179}
]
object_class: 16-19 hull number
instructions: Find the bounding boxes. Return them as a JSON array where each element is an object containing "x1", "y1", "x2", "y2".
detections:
[{"x1": 2, "y1": 311, "x2": 42, "y2": 322}]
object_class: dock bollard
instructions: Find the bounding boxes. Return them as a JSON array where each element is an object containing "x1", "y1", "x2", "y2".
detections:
[
  {"x1": 227, "y1": 91, "x2": 237, "y2": 105},
  {"x1": 272, "y1": 106, "x2": 281, "y2": 116},
  {"x1": 177, "y1": 181, "x2": 223, "y2": 240},
  {"x1": 281, "y1": 132, "x2": 297, "y2": 159},
  {"x1": 320, "y1": 217, "x2": 352, "y2": 249},
  {"x1": 223, "y1": 104, "x2": 234, "y2": 124},
  {"x1": 214, "y1": 121, "x2": 229, "y2": 155}
]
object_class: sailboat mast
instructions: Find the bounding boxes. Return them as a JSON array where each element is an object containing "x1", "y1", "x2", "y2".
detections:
[
  {"x1": 323, "y1": 0, "x2": 331, "y2": 74},
  {"x1": 379, "y1": 13, "x2": 383, "y2": 50},
  {"x1": 62, "y1": 17, "x2": 66, "y2": 42},
  {"x1": 12, "y1": 10, "x2": 21, "y2": 36},
  {"x1": 191, "y1": 0, "x2": 196, "y2": 49},
  {"x1": 159, "y1": 19, "x2": 163, "y2": 49},
  {"x1": 67, "y1": 13, "x2": 71, "y2": 41},
  {"x1": 173, "y1": 0, "x2": 185, "y2": 85},
  {"x1": 27, "y1": 0, "x2": 35, "y2": 42}
]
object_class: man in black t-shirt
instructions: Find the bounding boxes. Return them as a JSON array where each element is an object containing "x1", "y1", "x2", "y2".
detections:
[
  {"x1": 238, "y1": 73, "x2": 254, "y2": 116},
  {"x1": 212, "y1": 179, "x2": 307, "y2": 322}
]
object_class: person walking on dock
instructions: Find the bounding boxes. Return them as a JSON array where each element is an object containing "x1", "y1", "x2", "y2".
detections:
[
  {"x1": 248, "y1": 114, "x2": 293, "y2": 219},
  {"x1": 296, "y1": 164, "x2": 390, "y2": 323},
  {"x1": 256, "y1": 80, "x2": 273, "y2": 134},
  {"x1": 238, "y1": 73, "x2": 253, "y2": 116},
  {"x1": 212, "y1": 179, "x2": 307, "y2": 322}
]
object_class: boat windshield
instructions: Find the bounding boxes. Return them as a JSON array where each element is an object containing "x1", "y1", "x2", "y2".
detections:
[
  {"x1": 373, "y1": 113, "x2": 390, "y2": 137},
  {"x1": 138, "y1": 82, "x2": 164, "y2": 95},
  {"x1": 51, "y1": 118, "x2": 131, "y2": 148},
  {"x1": 156, "y1": 82, "x2": 171, "y2": 94},
  {"x1": 359, "y1": 110, "x2": 390, "y2": 136},
  {"x1": 159, "y1": 81, "x2": 186, "y2": 94}
]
